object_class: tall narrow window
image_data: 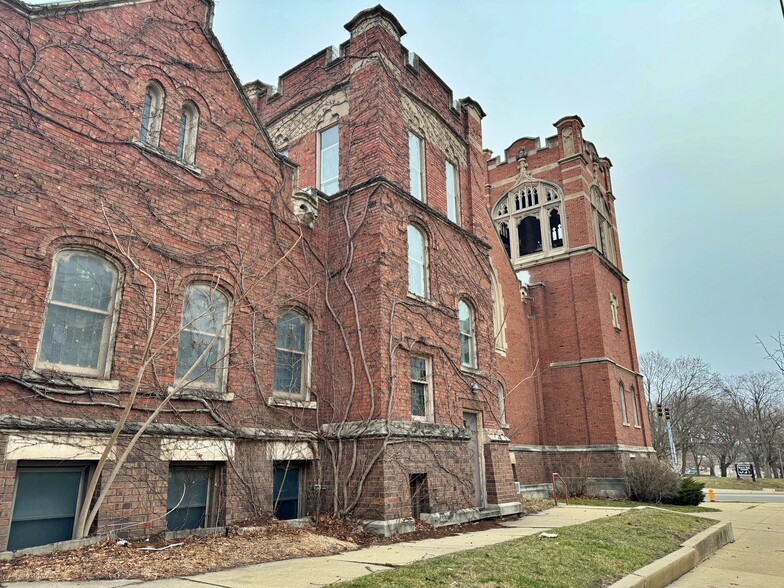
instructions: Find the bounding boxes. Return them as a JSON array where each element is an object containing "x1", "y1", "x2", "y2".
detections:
[
  {"x1": 273, "y1": 311, "x2": 311, "y2": 398},
  {"x1": 177, "y1": 101, "x2": 199, "y2": 165},
  {"x1": 610, "y1": 294, "x2": 621, "y2": 330},
  {"x1": 36, "y1": 250, "x2": 120, "y2": 377},
  {"x1": 410, "y1": 355, "x2": 432, "y2": 421},
  {"x1": 175, "y1": 284, "x2": 230, "y2": 392},
  {"x1": 619, "y1": 382, "x2": 629, "y2": 426},
  {"x1": 497, "y1": 382, "x2": 507, "y2": 426},
  {"x1": 458, "y1": 300, "x2": 476, "y2": 369},
  {"x1": 631, "y1": 386, "x2": 640, "y2": 427},
  {"x1": 446, "y1": 160, "x2": 459, "y2": 224},
  {"x1": 409, "y1": 132, "x2": 424, "y2": 201},
  {"x1": 549, "y1": 209, "x2": 563, "y2": 248},
  {"x1": 139, "y1": 81, "x2": 164, "y2": 148},
  {"x1": 407, "y1": 224, "x2": 427, "y2": 298},
  {"x1": 319, "y1": 125, "x2": 339, "y2": 195}
]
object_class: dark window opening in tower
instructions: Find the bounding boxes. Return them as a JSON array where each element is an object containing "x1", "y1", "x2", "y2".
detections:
[
  {"x1": 517, "y1": 216, "x2": 542, "y2": 256},
  {"x1": 499, "y1": 222, "x2": 511, "y2": 258},
  {"x1": 549, "y1": 209, "x2": 563, "y2": 248}
]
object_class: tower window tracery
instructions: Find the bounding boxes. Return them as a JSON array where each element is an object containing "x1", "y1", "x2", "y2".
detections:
[{"x1": 493, "y1": 181, "x2": 565, "y2": 262}]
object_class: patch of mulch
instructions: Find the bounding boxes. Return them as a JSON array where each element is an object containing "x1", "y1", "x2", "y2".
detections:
[
  {"x1": 0, "y1": 507, "x2": 542, "y2": 582},
  {"x1": 0, "y1": 517, "x2": 356, "y2": 582}
]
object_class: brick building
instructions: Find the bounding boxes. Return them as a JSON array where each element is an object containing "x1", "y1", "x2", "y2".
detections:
[{"x1": 0, "y1": 0, "x2": 651, "y2": 552}]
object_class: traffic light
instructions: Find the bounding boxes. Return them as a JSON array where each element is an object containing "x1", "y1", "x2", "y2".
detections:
[
  {"x1": 656, "y1": 403, "x2": 663, "y2": 418},
  {"x1": 664, "y1": 407, "x2": 671, "y2": 421}
]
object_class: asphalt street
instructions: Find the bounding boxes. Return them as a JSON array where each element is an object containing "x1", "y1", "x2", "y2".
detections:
[{"x1": 706, "y1": 488, "x2": 784, "y2": 503}]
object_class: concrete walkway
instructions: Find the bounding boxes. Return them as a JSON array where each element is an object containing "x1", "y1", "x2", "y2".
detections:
[
  {"x1": 4, "y1": 505, "x2": 626, "y2": 588},
  {"x1": 669, "y1": 501, "x2": 784, "y2": 587}
]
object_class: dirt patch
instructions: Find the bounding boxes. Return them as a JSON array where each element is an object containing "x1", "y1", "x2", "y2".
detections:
[{"x1": 0, "y1": 512, "x2": 532, "y2": 582}]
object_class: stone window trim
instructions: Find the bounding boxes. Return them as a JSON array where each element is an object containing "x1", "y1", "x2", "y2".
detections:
[
  {"x1": 272, "y1": 310, "x2": 313, "y2": 401},
  {"x1": 619, "y1": 381, "x2": 629, "y2": 426},
  {"x1": 177, "y1": 100, "x2": 199, "y2": 166},
  {"x1": 34, "y1": 248, "x2": 123, "y2": 381},
  {"x1": 497, "y1": 381, "x2": 508, "y2": 428},
  {"x1": 492, "y1": 180, "x2": 566, "y2": 263},
  {"x1": 490, "y1": 262, "x2": 507, "y2": 354},
  {"x1": 139, "y1": 79, "x2": 165, "y2": 148},
  {"x1": 174, "y1": 283, "x2": 233, "y2": 398},
  {"x1": 317, "y1": 123, "x2": 340, "y2": 196},
  {"x1": 410, "y1": 353, "x2": 434, "y2": 423},
  {"x1": 458, "y1": 298, "x2": 477, "y2": 370},
  {"x1": 408, "y1": 130, "x2": 426, "y2": 203},
  {"x1": 130, "y1": 138, "x2": 202, "y2": 176},
  {"x1": 610, "y1": 293, "x2": 621, "y2": 332}
]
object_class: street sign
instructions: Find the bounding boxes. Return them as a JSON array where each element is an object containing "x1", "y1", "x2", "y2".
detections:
[{"x1": 735, "y1": 463, "x2": 756, "y2": 481}]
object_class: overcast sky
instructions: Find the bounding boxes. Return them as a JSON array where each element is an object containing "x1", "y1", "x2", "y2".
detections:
[{"x1": 210, "y1": 0, "x2": 783, "y2": 376}]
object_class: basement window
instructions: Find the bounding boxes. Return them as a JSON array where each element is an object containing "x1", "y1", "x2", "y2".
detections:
[
  {"x1": 409, "y1": 473, "x2": 430, "y2": 518},
  {"x1": 167, "y1": 465, "x2": 219, "y2": 531}
]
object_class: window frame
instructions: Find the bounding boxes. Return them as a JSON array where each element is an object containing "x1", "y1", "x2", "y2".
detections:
[
  {"x1": 445, "y1": 159, "x2": 460, "y2": 224},
  {"x1": 410, "y1": 354, "x2": 433, "y2": 422},
  {"x1": 177, "y1": 101, "x2": 199, "y2": 166},
  {"x1": 591, "y1": 186, "x2": 617, "y2": 265},
  {"x1": 407, "y1": 224, "x2": 429, "y2": 299},
  {"x1": 408, "y1": 131, "x2": 425, "y2": 202},
  {"x1": 318, "y1": 124, "x2": 340, "y2": 195},
  {"x1": 497, "y1": 381, "x2": 507, "y2": 427},
  {"x1": 492, "y1": 180, "x2": 565, "y2": 263},
  {"x1": 619, "y1": 381, "x2": 629, "y2": 426},
  {"x1": 34, "y1": 249, "x2": 122, "y2": 380},
  {"x1": 174, "y1": 283, "x2": 232, "y2": 395},
  {"x1": 139, "y1": 80, "x2": 165, "y2": 148},
  {"x1": 610, "y1": 293, "x2": 621, "y2": 331},
  {"x1": 458, "y1": 299, "x2": 477, "y2": 369},
  {"x1": 272, "y1": 310, "x2": 313, "y2": 400},
  {"x1": 491, "y1": 264, "x2": 507, "y2": 353},
  {"x1": 166, "y1": 463, "x2": 219, "y2": 532}
]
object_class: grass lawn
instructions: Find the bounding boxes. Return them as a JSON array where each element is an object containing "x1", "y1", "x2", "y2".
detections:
[
  {"x1": 334, "y1": 509, "x2": 714, "y2": 588},
  {"x1": 568, "y1": 497, "x2": 719, "y2": 513},
  {"x1": 698, "y1": 476, "x2": 784, "y2": 491}
]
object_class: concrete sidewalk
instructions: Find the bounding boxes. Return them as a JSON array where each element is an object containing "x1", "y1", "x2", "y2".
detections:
[
  {"x1": 668, "y1": 502, "x2": 784, "y2": 587},
  {"x1": 4, "y1": 505, "x2": 626, "y2": 588}
]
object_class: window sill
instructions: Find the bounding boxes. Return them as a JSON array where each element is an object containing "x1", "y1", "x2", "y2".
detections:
[
  {"x1": 460, "y1": 365, "x2": 481, "y2": 376},
  {"x1": 268, "y1": 396, "x2": 317, "y2": 410},
  {"x1": 622, "y1": 422, "x2": 630, "y2": 427},
  {"x1": 412, "y1": 416, "x2": 434, "y2": 424},
  {"x1": 613, "y1": 326, "x2": 622, "y2": 333},
  {"x1": 131, "y1": 138, "x2": 202, "y2": 176},
  {"x1": 634, "y1": 425, "x2": 642, "y2": 429},
  {"x1": 23, "y1": 369, "x2": 119, "y2": 391},
  {"x1": 167, "y1": 385, "x2": 234, "y2": 402},
  {"x1": 494, "y1": 347, "x2": 507, "y2": 357},
  {"x1": 406, "y1": 292, "x2": 436, "y2": 307}
]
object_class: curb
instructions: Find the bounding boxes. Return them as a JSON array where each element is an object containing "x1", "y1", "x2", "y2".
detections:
[{"x1": 608, "y1": 521, "x2": 734, "y2": 588}]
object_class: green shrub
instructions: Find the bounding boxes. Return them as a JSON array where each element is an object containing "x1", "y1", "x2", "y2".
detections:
[
  {"x1": 624, "y1": 458, "x2": 680, "y2": 504},
  {"x1": 676, "y1": 476, "x2": 705, "y2": 506}
]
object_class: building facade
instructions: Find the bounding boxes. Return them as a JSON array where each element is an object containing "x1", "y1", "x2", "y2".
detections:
[{"x1": 0, "y1": 0, "x2": 650, "y2": 552}]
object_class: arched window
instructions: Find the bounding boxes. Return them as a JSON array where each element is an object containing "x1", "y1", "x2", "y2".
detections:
[
  {"x1": 273, "y1": 310, "x2": 311, "y2": 398},
  {"x1": 490, "y1": 264, "x2": 506, "y2": 353},
  {"x1": 177, "y1": 101, "x2": 199, "y2": 165},
  {"x1": 493, "y1": 180, "x2": 565, "y2": 262},
  {"x1": 631, "y1": 386, "x2": 640, "y2": 427},
  {"x1": 175, "y1": 284, "x2": 231, "y2": 392},
  {"x1": 36, "y1": 250, "x2": 120, "y2": 377},
  {"x1": 619, "y1": 381, "x2": 629, "y2": 426},
  {"x1": 458, "y1": 299, "x2": 476, "y2": 368},
  {"x1": 407, "y1": 224, "x2": 428, "y2": 298},
  {"x1": 139, "y1": 81, "x2": 164, "y2": 148},
  {"x1": 591, "y1": 186, "x2": 616, "y2": 265}
]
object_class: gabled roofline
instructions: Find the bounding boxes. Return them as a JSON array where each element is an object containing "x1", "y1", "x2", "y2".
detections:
[{"x1": 0, "y1": 0, "x2": 288, "y2": 171}]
